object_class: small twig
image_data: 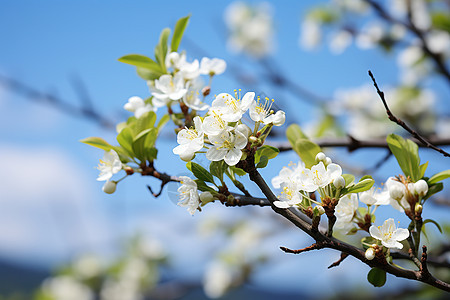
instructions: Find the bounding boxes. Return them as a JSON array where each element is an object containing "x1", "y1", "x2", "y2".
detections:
[
  {"x1": 280, "y1": 243, "x2": 324, "y2": 254},
  {"x1": 368, "y1": 70, "x2": 450, "y2": 158},
  {"x1": 328, "y1": 252, "x2": 349, "y2": 269},
  {"x1": 420, "y1": 245, "x2": 430, "y2": 279}
]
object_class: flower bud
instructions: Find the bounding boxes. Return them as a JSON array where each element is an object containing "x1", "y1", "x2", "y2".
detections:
[
  {"x1": 200, "y1": 191, "x2": 214, "y2": 204},
  {"x1": 236, "y1": 124, "x2": 252, "y2": 138},
  {"x1": 415, "y1": 203, "x2": 423, "y2": 215},
  {"x1": 365, "y1": 247, "x2": 375, "y2": 260},
  {"x1": 272, "y1": 111, "x2": 286, "y2": 126},
  {"x1": 314, "y1": 205, "x2": 325, "y2": 215},
  {"x1": 179, "y1": 152, "x2": 195, "y2": 162},
  {"x1": 315, "y1": 152, "x2": 326, "y2": 163},
  {"x1": 324, "y1": 157, "x2": 332, "y2": 166},
  {"x1": 333, "y1": 176, "x2": 346, "y2": 189},
  {"x1": 102, "y1": 181, "x2": 117, "y2": 194},
  {"x1": 249, "y1": 136, "x2": 258, "y2": 144},
  {"x1": 389, "y1": 184, "x2": 404, "y2": 201},
  {"x1": 414, "y1": 180, "x2": 428, "y2": 197}
]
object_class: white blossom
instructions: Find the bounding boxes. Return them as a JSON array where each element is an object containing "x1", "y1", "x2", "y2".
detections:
[
  {"x1": 165, "y1": 51, "x2": 186, "y2": 70},
  {"x1": 300, "y1": 19, "x2": 322, "y2": 50},
  {"x1": 334, "y1": 194, "x2": 358, "y2": 234},
  {"x1": 414, "y1": 179, "x2": 428, "y2": 197},
  {"x1": 249, "y1": 95, "x2": 285, "y2": 126},
  {"x1": 329, "y1": 30, "x2": 352, "y2": 54},
  {"x1": 177, "y1": 176, "x2": 200, "y2": 215},
  {"x1": 199, "y1": 57, "x2": 227, "y2": 76},
  {"x1": 271, "y1": 161, "x2": 305, "y2": 189},
  {"x1": 273, "y1": 181, "x2": 303, "y2": 209},
  {"x1": 210, "y1": 91, "x2": 254, "y2": 122},
  {"x1": 299, "y1": 161, "x2": 342, "y2": 192},
  {"x1": 123, "y1": 96, "x2": 155, "y2": 118},
  {"x1": 369, "y1": 218, "x2": 409, "y2": 249},
  {"x1": 206, "y1": 126, "x2": 248, "y2": 166},
  {"x1": 182, "y1": 79, "x2": 209, "y2": 111},
  {"x1": 151, "y1": 74, "x2": 187, "y2": 107},
  {"x1": 180, "y1": 58, "x2": 200, "y2": 80},
  {"x1": 203, "y1": 261, "x2": 234, "y2": 298},
  {"x1": 42, "y1": 276, "x2": 94, "y2": 300},
  {"x1": 173, "y1": 116, "x2": 204, "y2": 161},
  {"x1": 359, "y1": 186, "x2": 390, "y2": 206},
  {"x1": 97, "y1": 150, "x2": 122, "y2": 181}
]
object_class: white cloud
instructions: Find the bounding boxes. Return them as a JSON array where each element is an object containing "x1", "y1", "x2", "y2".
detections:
[{"x1": 0, "y1": 144, "x2": 114, "y2": 266}]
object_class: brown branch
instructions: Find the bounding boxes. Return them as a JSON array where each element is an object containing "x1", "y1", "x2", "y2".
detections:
[
  {"x1": 328, "y1": 252, "x2": 349, "y2": 269},
  {"x1": 280, "y1": 243, "x2": 324, "y2": 254},
  {"x1": 369, "y1": 70, "x2": 450, "y2": 158},
  {"x1": 141, "y1": 163, "x2": 181, "y2": 198},
  {"x1": 238, "y1": 150, "x2": 450, "y2": 291}
]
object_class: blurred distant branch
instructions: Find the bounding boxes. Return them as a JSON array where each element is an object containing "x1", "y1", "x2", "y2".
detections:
[
  {"x1": 0, "y1": 74, "x2": 116, "y2": 129},
  {"x1": 369, "y1": 70, "x2": 450, "y2": 158},
  {"x1": 365, "y1": 0, "x2": 450, "y2": 85},
  {"x1": 270, "y1": 136, "x2": 450, "y2": 152}
]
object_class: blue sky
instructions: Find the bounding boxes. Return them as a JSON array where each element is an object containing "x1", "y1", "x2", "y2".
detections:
[{"x1": 0, "y1": 0, "x2": 449, "y2": 296}]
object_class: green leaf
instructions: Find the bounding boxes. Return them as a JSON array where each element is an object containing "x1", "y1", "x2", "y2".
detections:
[
  {"x1": 256, "y1": 156, "x2": 269, "y2": 168},
  {"x1": 195, "y1": 180, "x2": 216, "y2": 193},
  {"x1": 422, "y1": 219, "x2": 443, "y2": 234},
  {"x1": 132, "y1": 128, "x2": 153, "y2": 161},
  {"x1": 133, "y1": 111, "x2": 157, "y2": 135},
  {"x1": 155, "y1": 28, "x2": 171, "y2": 72},
  {"x1": 286, "y1": 124, "x2": 309, "y2": 148},
  {"x1": 146, "y1": 147, "x2": 158, "y2": 161},
  {"x1": 80, "y1": 137, "x2": 113, "y2": 151},
  {"x1": 229, "y1": 166, "x2": 246, "y2": 176},
  {"x1": 428, "y1": 170, "x2": 450, "y2": 185},
  {"x1": 136, "y1": 67, "x2": 163, "y2": 80},
  {"x1": 431, "y1": 12, "x2": 450, "y2": 33},
  {"x1": 156, "y1": 114, "x2": 170, "y2": 133},
  {"x1": 386, "y1": 134, "x2": 420, "y2": 181},
  {"x1": 346, "y1": 178, "x2": 375, "y2": 194},
  {"x1": 117, "y1": 126, "x2": 135, "y2": 157},
  {"x1": 342, "y1": 174, "x2": 355, "y2": 187},
  {"x1": 210, "y1": 161, "x2": 226, "y2": 182},
  {"x1": 254, "y1": 145, "x2": 279, "y2": 164},
  {"x1": 171, "y1": 15, "x2": 190, "y2": 52},
  {"x1": 361, "y1": 236, "x2": 377, "y2": 250},
  {"x1": 294, "y1": 139, "x2": 322, "y2": 168},
  {"x1": 186, "y1": 162, "x2": 215, "y2": 183},
  {"x1": 367, "y1": 268, "x2": 386, "y2": 287},
  {"x1": 419, "y1": 161, "x2": 428, "y2": 179},
  {"x1": 118, "y1": 54, "x2": 163, "y2": 73},
  {"x1": 423, "y1": 182, "x2": 443, "y2": 201}
]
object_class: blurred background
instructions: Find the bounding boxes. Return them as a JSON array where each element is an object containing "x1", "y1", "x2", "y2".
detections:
[{"x1": 0, "y1": 0, "x2": 449, "y2": 299}]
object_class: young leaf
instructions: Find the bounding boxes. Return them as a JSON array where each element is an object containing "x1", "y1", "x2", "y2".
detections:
[
  {"x1": 210, "y1": 161, "x2": 226, "y2": 182},
  {"x1": 136, "y1": 67, "x2": 163, "y2": 81},
  {"x1": 418, "y1": 161, "x2": 428, "y2": 179},
  {"x1": 342, "y1": 174, "x2": 355, "y2": 187},
  {"x1": 195, "y1": 180, "x2": 216, "y2": 193},
  {"x1": 254, "y1": 145, "x2": 279, "y2": 164},
  {"x1": 155, "y1": 28, "x2": 171, "y2": 72},
  {"x1": 186, "y1": 162, "x2": 215, "y2": 184},
  {"x1": 428, "y1": 170, "x2": 450, "y2": 185},
  {"x1": 171, "y1": 15, "x2": 190, "y2": 52},
  {"x1": 256, "y1": 156, "x2": 269, "y2": 169},
  {"x1": 286, "y1": 124, "x2": 309, "y2": 148},
  {"x1": 229, "y1": 165, "x2": 246, "y2": 176},
  {"x1": 156, "y1": 114, "x2": 170, "y2": 133},
  {"x1": 367, "y1": 268, "x2": 386, "y2": 287},
  {"x1": 346, "y1": 178, "x2": 374, "y2": 194},
  {"x1": 422, "y1": 219, "x2": 443, "y2": 234},
  {"x1": 118, "y1": 54, "x2": 163, "y2": 73},
  {"x1": 117, "y1": 126, "x2": 135, "y2": 157},
  {"x1": 294, "y1": 139, "x2": 322, "y2": 168},
  {"x1": 80, "y1": 137, "x2": 113, "y2": 152},
  {"x1": 386, "y1": 134, "x2": 420, "y2": 181},
  {"x1": 423, "y1": 182, "x2": 443, "y2": 201}
]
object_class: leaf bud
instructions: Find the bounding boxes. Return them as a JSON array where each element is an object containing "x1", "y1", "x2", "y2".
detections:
[
  {"x1": 324, "y1": 157, "x2": 332, "y2": 166},
  {"x1": 415, "y1": 203, "x2": 423, "y2": 215},
  {"x1": 314, "y1": 205, "x2": 325, "y2": 215},
  {"x1": 102, "y1": 180, "x2": 117, "y2": 194},
  {"x1": 249, "y1": 136, "x2": 258, "y2": 144}
]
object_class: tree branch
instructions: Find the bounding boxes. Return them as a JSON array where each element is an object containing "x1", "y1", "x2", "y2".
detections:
[{"x1": 368, "y1": 70, "x2": 450, "y2": 158}]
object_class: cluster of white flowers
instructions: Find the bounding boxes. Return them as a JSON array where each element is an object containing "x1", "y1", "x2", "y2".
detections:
[
  {"x1": 271, "y1": 153, "x2": 342, "y2": 209},
  {"x1": 123, "y1": 51, "x2": 226, "y2": 118},
  {"x1": 173, "y1": 90, "x2": 285, "y2": 165},
  {"x1": 97, "y1": 149, "x2": 122, "y2": 194},
  {"x1": 224, "y1": 1, "x2": 275, "y2": 58}
]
